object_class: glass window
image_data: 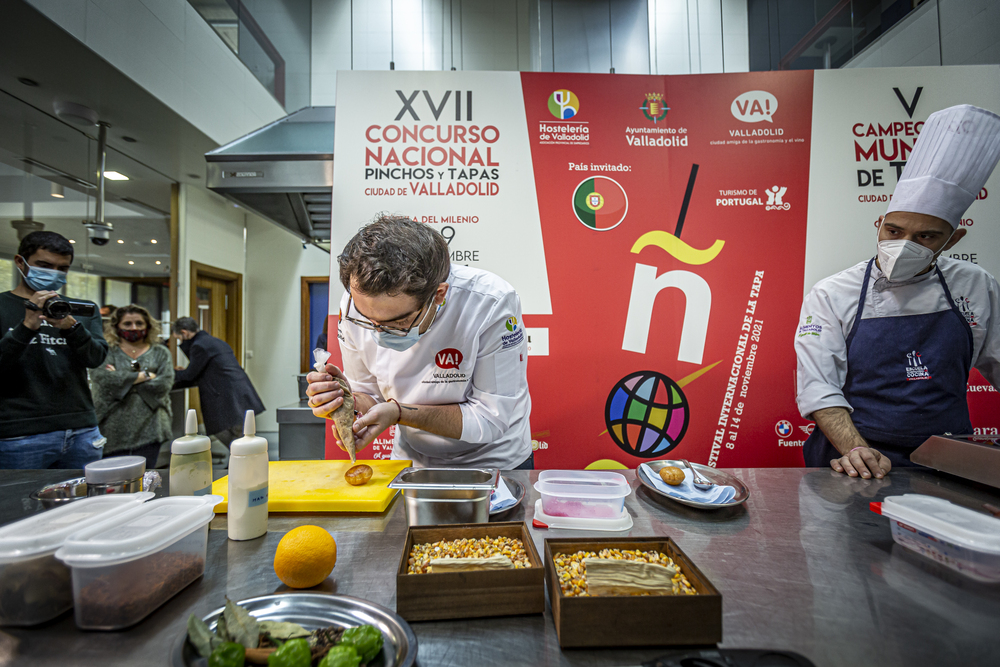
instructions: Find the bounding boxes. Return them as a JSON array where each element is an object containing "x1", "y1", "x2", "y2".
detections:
[{"x1": 64, "y1": 272, "x2": 101, "y2": 303}]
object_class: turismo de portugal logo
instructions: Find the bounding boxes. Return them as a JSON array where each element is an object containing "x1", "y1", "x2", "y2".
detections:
[{"x1": 548, "y1": 89, "x2": 580, "y2": 119}]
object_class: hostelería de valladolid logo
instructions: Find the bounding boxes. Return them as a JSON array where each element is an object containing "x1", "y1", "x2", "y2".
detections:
[{"x1": 548, "y1": 89, "x2": 580, "y2": 119}]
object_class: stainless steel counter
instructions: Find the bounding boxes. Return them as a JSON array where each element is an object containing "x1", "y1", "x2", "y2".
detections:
[{"x1": 2, "y1": 467, "x2": 999, "y2": 666}]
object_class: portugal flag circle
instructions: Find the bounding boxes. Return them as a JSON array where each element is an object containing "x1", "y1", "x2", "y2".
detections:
[{"x1": 572, "y1": 176, "x2": 629, "y2": 231}]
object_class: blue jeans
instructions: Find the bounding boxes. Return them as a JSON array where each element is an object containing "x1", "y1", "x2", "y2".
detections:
[{"x1": 0, "y1": 426, "x2": 105, "y2": 469}]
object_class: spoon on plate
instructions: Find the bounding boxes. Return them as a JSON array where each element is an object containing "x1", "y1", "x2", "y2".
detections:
[{"x1": 680, "y1": 459, "x2": 714, "y2": 490}]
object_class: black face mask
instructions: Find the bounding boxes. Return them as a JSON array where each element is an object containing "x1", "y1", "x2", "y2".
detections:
[{"x1": 179, "y1": 336, "x2": 193, "y2": 355}]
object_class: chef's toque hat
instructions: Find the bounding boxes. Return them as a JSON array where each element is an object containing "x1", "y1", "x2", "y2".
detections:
[{"x1": 887, "y1": 104, "x2": 1000, "y2": 227}]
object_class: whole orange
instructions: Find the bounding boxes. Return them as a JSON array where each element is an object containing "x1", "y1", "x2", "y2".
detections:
[{"x1": 273, "y1": 525, "x2": 338, "y2": 588}]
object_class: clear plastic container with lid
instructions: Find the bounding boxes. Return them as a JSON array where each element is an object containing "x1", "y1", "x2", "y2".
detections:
[
  {"x1": 532, "y1": 470, "x2": 631, "y2": 518},
  {"x1": 871, "y1": 494, "x2": 1000, "y2": 582},
  {"x1": 0, "y1": 493, "x2": 153, "y2": 626},
  {"x1": 170, "y1": 409, "x2": 213, "y2": 497},
  {"x1": 54, "y1": 494, "x2": 222, "y2": 629}
]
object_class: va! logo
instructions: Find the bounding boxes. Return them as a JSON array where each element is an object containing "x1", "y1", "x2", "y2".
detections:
[
  {"x1": 905, "y1": 350, "x2": 932, "y2": 381},
  {"x1": 731, "y1": 91, "x2": 777, "y2": 123},
  {"x1": 640, "y1": 93, "x2": 669, "y2": 123},
  {"x1": 548, "y1": 89, "x2": 580, "y2": 119},
  {"x1": 765, "y1": 186, "x2": 789, "y2": 211},
  {"x1": 435, "y1": 348, "x2": 463, "y2": 369}
]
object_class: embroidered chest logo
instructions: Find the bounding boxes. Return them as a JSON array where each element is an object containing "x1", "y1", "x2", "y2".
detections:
[
  {"x1": 955, "y1": 296, "x2": 978, "y2": 326},
  {"x1": 905, "y1": 350, "x2": 932, "y2": 382},
  {"x1": 424, "y1": 348, "x2": 468, "y2": 385}
]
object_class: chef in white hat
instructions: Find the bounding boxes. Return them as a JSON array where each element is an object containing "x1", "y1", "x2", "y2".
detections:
[{"x1": 796, "y1": 104, "x2": 1000, "y2": 478}]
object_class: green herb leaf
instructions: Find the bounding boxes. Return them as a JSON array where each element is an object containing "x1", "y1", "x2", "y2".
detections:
[
  {"x1": 259, "y1": 620, "x2": 311, "y2": 640},
  {"x1": 223, "y1": 598, "x2": 260, "y2": 649},
  {"x1": 215, "y1": 613, "x2": 230, "y2": 642},
  {"x1": 187, "y1": 613, "x2": 218, "y2": 658}
]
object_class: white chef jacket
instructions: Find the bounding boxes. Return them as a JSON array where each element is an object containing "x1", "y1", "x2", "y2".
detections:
[
  {"x1": 338, "y1": 264, "x2": 532, "y2": 469},
  {"x1": 795, "y1": 256, "x2": 1000, "y2": 419}
]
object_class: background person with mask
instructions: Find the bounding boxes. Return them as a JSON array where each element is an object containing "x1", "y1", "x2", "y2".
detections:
[
  {"x1": 91, "y1": 305, "x2": 174, "y2": 468},
  {"x1": 171, "y1": 317, "x2": 265, "y2": 465},
  {"x1": 0, "y1": 231, "x2": 108, "y2": 468},
  {"x1": 305, "y1": 215, "x2": 533, "y2": 470},
  {"x1": 796, "y1": 105, "x2": 1000, "y2": 479}
]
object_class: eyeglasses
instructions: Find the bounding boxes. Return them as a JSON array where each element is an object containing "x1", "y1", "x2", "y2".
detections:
[{"x1": 343, "y1": 292, "x2": 432, "y2": 337}]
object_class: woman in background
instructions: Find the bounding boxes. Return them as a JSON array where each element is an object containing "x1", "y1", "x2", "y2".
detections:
[{"x1": 91, "y1": 305, "x2": 174, "y2": 468}]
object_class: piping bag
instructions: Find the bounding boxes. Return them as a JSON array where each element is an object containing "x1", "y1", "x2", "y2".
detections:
[{"x1": 313, "y1": 348, "x2": 357, "y2": 464}]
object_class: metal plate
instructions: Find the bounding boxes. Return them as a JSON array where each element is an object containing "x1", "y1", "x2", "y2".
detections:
[
  {"x1": 637, "y1": 460, "x2": 750, "y2": 509},
  {"x1": 171, "y1": 594, "x2": 417, "y2": 667},
  {"x1": 489, "y1": 475, "x2": 525, "y2": 517}
]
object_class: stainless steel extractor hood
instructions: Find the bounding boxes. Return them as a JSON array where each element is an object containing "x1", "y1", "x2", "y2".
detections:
[{"x1": 205, "y1": 106, "x2": 334, "y2": 243}]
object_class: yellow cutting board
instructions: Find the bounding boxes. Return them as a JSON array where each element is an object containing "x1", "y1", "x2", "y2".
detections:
[{"x1": 211, "y1": 460, "x2": 411, "y2": 513}]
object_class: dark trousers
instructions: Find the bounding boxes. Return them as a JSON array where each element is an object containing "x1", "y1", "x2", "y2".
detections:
[{"x1": 512, "y1": 452, "x2": 534, "y2": 470}]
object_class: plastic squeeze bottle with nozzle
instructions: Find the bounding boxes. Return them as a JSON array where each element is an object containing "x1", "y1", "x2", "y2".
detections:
[
  {"x1": 169, "y1": 409, "x2": 213, "y2": 497},
  {"x1": 228, "y1": 410, "x2": 269, "y2": 540}
]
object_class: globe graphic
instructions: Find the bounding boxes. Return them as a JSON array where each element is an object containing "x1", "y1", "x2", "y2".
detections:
[{"x1": 605, "y1": 371, "x2": 689, "y2": 458}]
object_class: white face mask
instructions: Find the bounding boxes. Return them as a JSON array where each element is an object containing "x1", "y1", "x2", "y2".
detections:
[{"x1": 876, "y1": 221, "x2": 954, "y2": 282}]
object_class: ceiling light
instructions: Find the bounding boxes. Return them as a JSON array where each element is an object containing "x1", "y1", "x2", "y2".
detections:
[
  {"x1": 117, "y1": 239, "x2": 124, "y2": 244},
  {"x1": 69, "y1": 239, "x2": 76, "y2": 244},
  {"x1": 50, "y1": 182, "x2": 64, "y2": 198},
  {"x1": 103, "y1": 171, "x2": 129, "y2": 181},
  {"x1": 128, "y1": 261, "x2": 135, "y2": 265},
  {"x1": 150, "y1": 239, "x2": 157, "y2": 244},
  {"x1": 155, "y1": 261, "x2": 161, "y2": 265}
]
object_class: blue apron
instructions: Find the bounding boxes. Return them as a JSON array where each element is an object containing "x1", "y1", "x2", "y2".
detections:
[{"x1": 803, "y1": 258, "x2": 973, "y2": 468}]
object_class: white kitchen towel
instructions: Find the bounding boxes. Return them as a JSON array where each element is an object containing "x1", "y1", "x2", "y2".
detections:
[
  {"x1": 490, "y1": 475, "x2": 517, "y2": 511},
  {"x1": 638, "y1": 464, "x2": 736, "y2": 504}
]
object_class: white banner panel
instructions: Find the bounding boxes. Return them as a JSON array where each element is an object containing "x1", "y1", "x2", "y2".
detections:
[
  {"x1": 330, "y1": 70, "x2": 552, "y2": 316},
  {"x1": 806, "y1": 65, "x2": 1000, "y2": 294}
]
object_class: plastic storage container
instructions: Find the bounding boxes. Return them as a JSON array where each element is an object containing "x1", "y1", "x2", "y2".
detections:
[
  {"x1": 170, "y1": 409, "x2": 213, "y2": 497},
  {"x1": 532, "y1": 470, "x2": 631, "y2": 519},
  {"x1": 0, "y1": 493, "x2": 153, "y2": 626},
  {"x1": 871, "y1": 494, "x2": 1000, "y2": 582},
  {"x1": 54, "y1": 494, "x2": 222, "y2": 629}
]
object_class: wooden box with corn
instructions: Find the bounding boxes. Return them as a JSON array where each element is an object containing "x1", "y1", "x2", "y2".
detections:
[
  {"x1": 543, "y1": 537, "x2": 722, "y2": 648},
  {"x1": 394, "y1": 522, "x2": 544, "y2": 621}
]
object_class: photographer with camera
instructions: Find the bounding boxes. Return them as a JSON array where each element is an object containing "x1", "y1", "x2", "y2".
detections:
[{"x1": 0, "y1": 231, "x2": 108, "y2": 469}]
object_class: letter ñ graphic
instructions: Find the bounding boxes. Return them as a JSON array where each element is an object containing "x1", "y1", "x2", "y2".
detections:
[{"x1": 893, "y1": 87, "x2": 923, "y2": 119}]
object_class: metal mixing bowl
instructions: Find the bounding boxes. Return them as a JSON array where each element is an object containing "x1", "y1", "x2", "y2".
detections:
[{"x1": 29, "y1": 477, "x2": 88, "y2": 509}]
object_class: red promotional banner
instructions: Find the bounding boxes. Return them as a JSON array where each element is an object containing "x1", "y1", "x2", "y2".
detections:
[
  {"x1": 327, "y1": 67, "x2": 1000, "y2": 466},
  {"x1": 519, "y1": 71, "x2": 815, "y2": 469}
]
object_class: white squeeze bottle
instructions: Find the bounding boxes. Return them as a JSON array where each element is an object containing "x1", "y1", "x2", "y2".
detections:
[
  {"x1": 228, "y1": 410, "x2": 269, "y2": 541},
  {"x1": 169, "y1": 409, "x2": 213, "y2": 496}
]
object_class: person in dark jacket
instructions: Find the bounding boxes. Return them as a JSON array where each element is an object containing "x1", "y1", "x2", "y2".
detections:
[
  {"x1": 171, "y1": 317, "x2": 265, "y2": 450},
  {"x1": 0, "y1": 231, "x2": 108, "y2": 468}
]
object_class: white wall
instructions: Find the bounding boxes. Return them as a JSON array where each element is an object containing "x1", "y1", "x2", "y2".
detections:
[
  {"x1": 649, "y1": 0, "x2": 749, "y2": 75},
  {"x1": 244, "y1": 214, "x2": 330, "y2": 431},
  {"x1": 27, "y1": 0, "x2": 286, "y2": 145},
  {"x1": 312, "y1": 0, "x2": 749, "y2": 105},
  {"x1": 176, "y1": 184, "x2": 246, "y2": 325},
  {"x1": 845, "y1": 0, "x2": 1000, "y2": 70}
]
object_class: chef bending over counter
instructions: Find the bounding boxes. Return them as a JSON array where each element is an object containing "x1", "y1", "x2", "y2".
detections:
[
  {"x1": 796, "y1": 104, "x2": 1000, "y2": 480},
  {"x1": 306, "y1": 214, "x2": 533, "y2": 470}
]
